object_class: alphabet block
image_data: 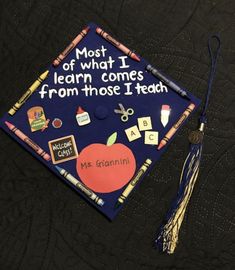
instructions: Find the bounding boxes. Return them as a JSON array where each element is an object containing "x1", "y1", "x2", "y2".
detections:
[
  {"x1": 144, "y1": 131, "x2": 158, "y2": 145},
  {"x1": 125, "y1": 125, "x2": 141, "y2": 142},
  {"x1": 137, "y1": 116, "x2": 152, "y2": 131}
]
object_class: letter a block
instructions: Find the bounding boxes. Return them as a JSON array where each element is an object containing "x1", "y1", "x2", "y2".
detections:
[
  {"x1": 125, "y1": 125, "x2": 141, "y2": 142},
  {"x1": 138, "y1": 116, "x2": 152, "y2": 131}
]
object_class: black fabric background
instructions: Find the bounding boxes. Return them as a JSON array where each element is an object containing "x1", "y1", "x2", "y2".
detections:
[{"x1": 0, "y1": 1, "x2": 235, "y2": 269}]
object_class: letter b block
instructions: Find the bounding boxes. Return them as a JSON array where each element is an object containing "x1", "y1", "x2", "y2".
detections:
[{"x1": 138, "y1": 116, "x2": 152, "y2": 131}]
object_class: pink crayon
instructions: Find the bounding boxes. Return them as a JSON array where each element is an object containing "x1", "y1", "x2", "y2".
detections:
[
  {"x1": 96, "y1": 27, "x2": 140, "y2": 62},
  {"x1": 5, "y1": 121, "x2": 51, "y2": 161},
  {"x1": 53, "y1": 26, "x2": 90, "y2": 67}
]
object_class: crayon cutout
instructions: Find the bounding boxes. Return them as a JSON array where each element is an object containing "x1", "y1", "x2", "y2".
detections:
[
  {"x1": 115, "y1": 159, "x2": 152, "y2": 208},
  {"x1": 8, "y1": 71, "x2": 49, "y2": 116},
  {"x1": 56, "y1": 166, "x2": 104, "y2": 207},
  {"x1": 5, "y1": 121, "x2": 51, "y2": 161},
  {"x1": 53, "y1": 26, "x2": 90, "y2": 67},
  {"x1": 96, "y1": 27, "x2": 140, "y2": 61}
]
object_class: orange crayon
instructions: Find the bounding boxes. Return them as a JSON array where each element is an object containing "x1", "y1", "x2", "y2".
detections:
[
  {"x1": 158, "y1": 103, "x2": 195, "y2": 150},
  {"x1": 53, "y1": 26, "x2": 90, "y2": 67},
  {"x1": 5, "y1": 121, "x2": 51, "y2": 161},
  {"x1": 96, "y1": 27, "x2": 140, "y2": 62}
]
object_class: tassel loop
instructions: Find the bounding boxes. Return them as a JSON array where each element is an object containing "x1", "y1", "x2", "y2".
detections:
[{"x1": 201, "y1": 34, "x2": 221, "y2": 124}]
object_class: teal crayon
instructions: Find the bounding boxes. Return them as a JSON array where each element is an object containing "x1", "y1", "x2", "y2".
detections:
[{"x1": 55, "y1": 166, "x2": 104, "y2": 206}]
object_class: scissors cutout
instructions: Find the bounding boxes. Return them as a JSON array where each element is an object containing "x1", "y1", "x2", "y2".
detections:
[{"x1": 114, "y1": 103, "x2": 134, "y2": 122}]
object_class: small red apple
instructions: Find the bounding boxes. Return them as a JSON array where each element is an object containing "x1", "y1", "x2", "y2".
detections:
[{"x1": 76, "y1": 132, "x2": 136, "y2": 193}]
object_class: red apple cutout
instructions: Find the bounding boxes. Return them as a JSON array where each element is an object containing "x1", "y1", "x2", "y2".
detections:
[{"x1": 76, "y1": 132, "x2": 136, "y2": 193}]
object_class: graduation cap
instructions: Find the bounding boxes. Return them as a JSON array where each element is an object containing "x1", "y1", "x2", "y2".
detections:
[{"x1": 0, "y1": 23, "x2": 201, "y2": 220}]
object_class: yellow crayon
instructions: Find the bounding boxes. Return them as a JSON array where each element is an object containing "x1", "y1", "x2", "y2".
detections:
[
  {"x1": 8, "y1": 70, "x2": 49, "y2": 116},
  {"x1": 115, "y1": 159, "x2": 152, "y2": 208}
]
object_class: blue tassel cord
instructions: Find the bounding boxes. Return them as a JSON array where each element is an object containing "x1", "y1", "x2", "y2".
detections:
[{"x1": 155, "y1": 35, "x2": 221, "y2": 254}]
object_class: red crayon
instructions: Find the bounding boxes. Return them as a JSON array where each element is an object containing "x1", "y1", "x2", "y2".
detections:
[
  {"x1": 5, "y1": 121, "x2": 51, "y2": 161},
  {"x1": 96, "y1": 27, "x2": 140, "y2": 62},
  {"x1": 53, "y1": 26, "x2": 90, "y2": 67}
]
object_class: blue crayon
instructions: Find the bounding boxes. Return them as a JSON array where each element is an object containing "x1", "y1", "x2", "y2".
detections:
[
  {"x1": 146, "y1": 64, "x2": 190, "y2": 100},
  {"x1": 55, "y1": 166, "x2": 104, "y2": 206}
]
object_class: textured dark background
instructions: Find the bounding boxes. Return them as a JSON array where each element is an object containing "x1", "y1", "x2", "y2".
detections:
[{"x1": 0, "y1": 1, "x2": 235, "y2": 269}]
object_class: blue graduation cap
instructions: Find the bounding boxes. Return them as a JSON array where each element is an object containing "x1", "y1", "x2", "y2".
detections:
[{"x1": 0, "y1": 23, "x2": 200, "y2": 220}]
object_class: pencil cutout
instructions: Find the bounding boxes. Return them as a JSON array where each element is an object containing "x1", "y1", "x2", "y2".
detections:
[{"x1": 161, "y1": 105, "x2": 171, "y2": 127}]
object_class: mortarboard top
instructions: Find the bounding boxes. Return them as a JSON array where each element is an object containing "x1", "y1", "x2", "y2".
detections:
[{"x1": 0, "y1": 22, "x2": 200, "y2": 220}]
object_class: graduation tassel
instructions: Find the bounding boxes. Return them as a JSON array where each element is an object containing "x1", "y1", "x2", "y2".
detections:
[{"x1": 155, "y1": 34, "x2": 221, "y2": 254}]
